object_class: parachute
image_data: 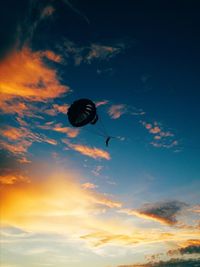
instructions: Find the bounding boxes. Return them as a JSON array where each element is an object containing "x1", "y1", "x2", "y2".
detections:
[
  {"x1": 67, "y1": 99, "x2": 98, "y2": 127},
  {"x1": 67, "y1": 98, "x2": 113, "y2": 146}
]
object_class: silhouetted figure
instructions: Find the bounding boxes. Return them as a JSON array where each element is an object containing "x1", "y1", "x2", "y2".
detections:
[{"x1": 106, "y1": 136, "x2": 111, "y2": 147}]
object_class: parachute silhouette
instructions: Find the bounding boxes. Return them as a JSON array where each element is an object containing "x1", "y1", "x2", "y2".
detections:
[
  {"x1": 67, "y1": 99, "x2": 98, "y2": 127},
  {"x1": 67, "y1": 98, "x2": 112, "y2": 146}
]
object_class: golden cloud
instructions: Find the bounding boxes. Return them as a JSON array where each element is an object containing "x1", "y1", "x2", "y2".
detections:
[
  {"x1": 0, "y1": 173, "x2": 30, "y2": 185},
  {"x1": 63, "y1": 140, "x2": 111, "y2": 160},
  {"x1": 82, "y1": 183, "x2": 98, "y2": 189},
  {"x1": 0, "y1": 46, "x2": 69, "y2": 115},
  {"x1": 0, "y1": 126, "x2": 57, "y2": 161},
  {"x1": 53, "y1": 123, "x2": 79, "y2": 138},
  {"x1": 52, "y1": 104, "x2": 69, "y2": 114}
]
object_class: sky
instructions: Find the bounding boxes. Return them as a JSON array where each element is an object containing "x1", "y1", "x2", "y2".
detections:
[{"x1": 0, "y1": 0, "x2": 200, "y2": 266}]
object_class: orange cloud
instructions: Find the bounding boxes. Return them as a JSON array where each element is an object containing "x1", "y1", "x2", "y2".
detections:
[
  {"x1": 0, "y1": 46, "x2": 69, "y2": 115},
  {"x1": 52, "y1": 104, "x2": 69, "y2": 114},
  {"x1": 149, "y1": 126, "x2": 161, "y2": 134},
  {"x1": 37, "y1": 122, "x2": 79, "y2": 138},
  {"x1": 0, "y1": 126, "x2": 57, "y2": 161},
  {"x1": 0, "y1": 172, "x2": 30, "y2": 185},
  {"x1": 108, "y1": 104, "x2": 127, "y2": 119},
  {"x1": 1, "y1": 127, "x2": 28, "y2": 141},
  {"x1": 141, "y1": 121, "x2": 178, "y2": 149},
  {"x1": 0, "y1": 139, "x2": 33, "y2": 156},
  {"x1": 63, "y1": 140, "x2": 111, "y2": 160},
  {"x1": 82, "y1": 183, "x2": 98, "y2": 189},
  {"x1": 42, "y1": 50, "x2": 62, "y2": 63},
  {"x1": 53, "y1": 123, "x2": 79, "y2": 138}
]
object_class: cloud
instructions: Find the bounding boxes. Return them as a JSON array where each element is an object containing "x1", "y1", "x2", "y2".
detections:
[
  {"x1": 108, "y1": 104, "x2": 145, "y2": 120},
  {"x1": 117, "y1": 258, "x2": 200, "y2": 267},
  {"x1": 21, "y1": 2, "x2": 56, "y2": 43},
  {"x1": 108, "y1": 104, "x2": 127, "y2": 119},
  {"x1": 62, "y1": 140, "x2": 111, "y2": 160},
  {"x1": 41, "y1": 6, "x2": 55, "y2": 18},
  {"x1": 41, "y1": 50, "x2": 62, "y2": 63},
  {"x1": 0, "y1": 126, "x2": 57, "y2": 161},
  {"x1": 95, "y1": 100, "x2": 109, "y2": 107},
  {"x1": 91, "y1": 165, "x2": 103, "y2": 176},
  {"x1": 0, "y1": 139, "x2": 33, "y2": 160},
  {"x1": 85, "y1": 44, "x2": 124, "y2": 63},
  {"x1": 0, "y1": 172, "x2": 30, "y2": 185},
  {"x1": 191, "y1": 205, "x2": 200, "y2": 213},
  {"x1": 52, "y1": 104, "x2": 69, "y2": 114},
  {"x1": 37, "y1": 122, "x2": 79, "y2": 138},
  {"x1": 121, "y1": 201, "x2": 188, "y2": 226},
  {"x1": 0, "y1": 44, "x2": 70, "y2": 161},
  {"x1": 62, "y1": 40, "x2": 125, "y2": 65},
  {"x1": 82, "y1": 183, "x2": 98, "y2": 189},
  {"x1": 61, "y1": 0, "x2": 90, "y2": 24},
  {"x1": 141, "y1": 121, "x2": 178, "y2": 149},
  {"x1": 167, "y1": 239, "x2": 200, "y2": 256},
  {"x1": 0, "y1": 46, "x2": 68, "y2": 110},
  {"x1": 52, "y1": 124, "x2": 79, "y2": 138}
]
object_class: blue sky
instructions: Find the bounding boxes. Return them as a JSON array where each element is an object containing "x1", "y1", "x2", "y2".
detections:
[{"x1": 0, "y1": 1, "x2": 200, "y2": 266}]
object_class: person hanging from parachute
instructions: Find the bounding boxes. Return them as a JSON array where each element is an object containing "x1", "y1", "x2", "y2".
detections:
[{"x1": 67, "y1": 98, "x2": 113, "y2": 146}]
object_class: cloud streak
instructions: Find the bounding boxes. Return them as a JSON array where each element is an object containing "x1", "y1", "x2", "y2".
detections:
[
  {"x1": 0, "y1": 126, "x2": 57, "y2": 161},
  {"x1": 121, "y1": 201, "x2": 188, "y2": 226},
  {"x1": 63, "y1": 140, "x2": 111, "y2": 160},
  {"x1": 62, "y1": 40, "x2": 125, "y2": 65},
  {"x1": 108, "y1": 104, "x2": 127, "y2": 119}
]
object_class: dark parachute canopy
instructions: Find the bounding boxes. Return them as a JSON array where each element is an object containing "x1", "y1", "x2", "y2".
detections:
[
  {"x1": 68, "y1": 98, "x2": 115, "y2": 146},
  {"x1": 67, "y1": 98, "x2": 98, "y2": 127}
]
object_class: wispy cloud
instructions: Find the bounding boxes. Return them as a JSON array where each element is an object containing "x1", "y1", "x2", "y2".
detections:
[
  {"x1": 37, "y1": 122, "x2": 79, "y2": 138},
  {"x1": 95, "y1": 100, "x2": 109, "y2": 107},
  {"x1": 62, "y1": 40, "x2": 125, "y2": 65},
  {"x1": 141, "y1": 121, "x2": 178, "y2": 149},
  {"x1": 108, "y1": 104, "x2": 145, "y2": 119},
  {"x1": 62, "y1": 139, "x2": 111, "y2": 160},
  {"x1": 61, "y1": 0, "x2": 90, "y2": 24},
  {"x1": 108, "y1": 104, "x2": 127, "y2": 119},
  {"x1": 82, "y1": 183, "x2": 98, "y2": 189},
  {"x1": 91, "y1": 165, "x2": 103, "y2": 176},
  {"x1": 52, "y1": 124, "x2": 79, "y2": 138},
  {"x1": 0, "y1": 126, "x2": 57, "y2": 161}
]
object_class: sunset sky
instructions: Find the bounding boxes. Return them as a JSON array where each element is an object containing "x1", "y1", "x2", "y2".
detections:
[{"x1": 0, "y1": 1, "x2": 200, "y2": 266}]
